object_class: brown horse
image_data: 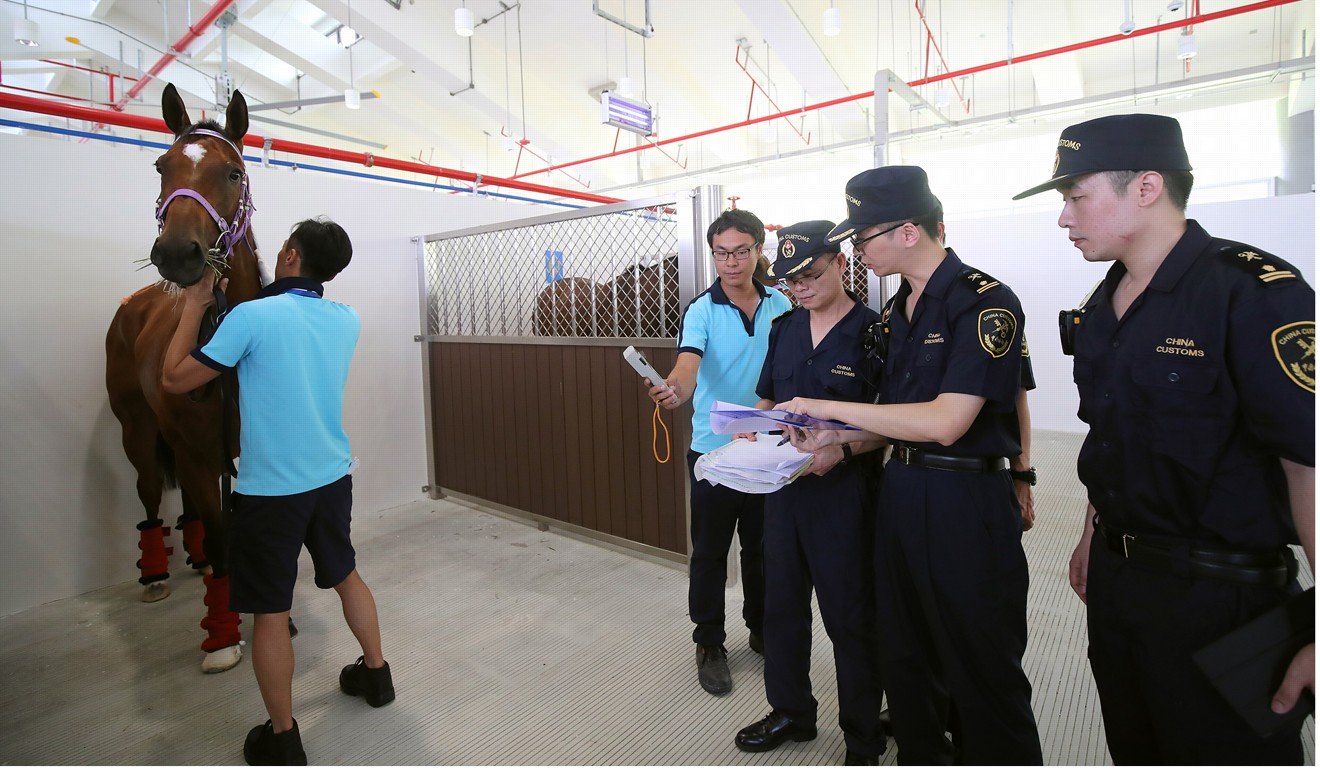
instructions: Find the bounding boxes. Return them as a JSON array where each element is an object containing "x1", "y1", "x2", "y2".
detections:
[
  {"x1": 530, "y1": 252, "x2": 786, "y2": 338},
  {"x1": 105, "y1": 84, "x2": 261, "y2": 673}
]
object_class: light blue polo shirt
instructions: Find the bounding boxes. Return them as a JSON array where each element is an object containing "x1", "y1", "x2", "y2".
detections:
[
  {"x1": 195, "y1": 277, "x2": 360, "y2": 496},
  {"x1": 677, "y1": 279, "x2": 792, "y2": 454}
]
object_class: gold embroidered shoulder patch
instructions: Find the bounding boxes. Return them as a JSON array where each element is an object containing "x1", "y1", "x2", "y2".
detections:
[
  {"x1": 978, "y1": 308, "x2": 1018, "y2": 358},
  {"x1": 1272, "y1": 322, "x2": 1315, "y2": 393}
]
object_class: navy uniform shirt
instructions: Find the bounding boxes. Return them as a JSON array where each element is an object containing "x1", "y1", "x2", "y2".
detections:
[
  {"x1": 880, "y1": 249, "x2": 1034, "y2": 458},
  {"x1": 756, "y1": 294, "x2": 883, "y2": 407},
  {"x1": 1072, "y1": 220, "x2": 1315, "y2": 551}
]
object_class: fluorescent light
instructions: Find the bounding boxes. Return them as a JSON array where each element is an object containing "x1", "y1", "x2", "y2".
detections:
[
  {"x1": 455, "y1": 7, "x2": 474, "y2": 37},
  {"x1": 823, "y1": 6, "x2": 841, "y2": 37}
]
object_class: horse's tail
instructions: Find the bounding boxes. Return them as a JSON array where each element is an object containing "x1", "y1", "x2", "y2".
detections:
[{"x1": 156, "y1": 433, "x2": 178, "y2": 490}]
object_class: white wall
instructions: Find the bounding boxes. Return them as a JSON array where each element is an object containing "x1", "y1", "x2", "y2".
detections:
[
  {"x1": 946, "y1": 193, "x2": 1316, "y2": 433},
  {"x1": 0, "y1": 128, "x2": 1313, "y2": 617},
  {"x1": 0, "y1": 132, "x2": 551, "y2": 617}
]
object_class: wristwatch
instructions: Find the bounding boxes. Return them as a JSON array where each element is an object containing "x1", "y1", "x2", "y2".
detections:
[{"x1": 1009, "y1": 467, "x2": 1037, "y2": 486}]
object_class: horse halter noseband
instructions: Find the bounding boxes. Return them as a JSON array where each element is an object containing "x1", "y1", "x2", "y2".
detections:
[{"x1": 154, "y1": 128, "x2": 254, "y2": 262}]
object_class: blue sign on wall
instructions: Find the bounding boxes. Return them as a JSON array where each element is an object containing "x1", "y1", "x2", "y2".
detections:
[{"x1": 544, "y1": 250, "x2": 565, "y2": 283}]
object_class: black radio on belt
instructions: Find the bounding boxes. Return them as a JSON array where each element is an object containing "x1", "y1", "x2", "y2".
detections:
[
  {"x1": 862, "y1": 320, "x2": 890, "y2": 363},
  {"x1": 1059, "y1": 280, "x2": 1104, "y2": 357},
  {"x1": 1058, "y1": 308, "x2": 1084, "y2": 357}
]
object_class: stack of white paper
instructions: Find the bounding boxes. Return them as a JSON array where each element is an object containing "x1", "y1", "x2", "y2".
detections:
[{"x1": 693, "y1": 435, "x2": 814, "y2": 494}]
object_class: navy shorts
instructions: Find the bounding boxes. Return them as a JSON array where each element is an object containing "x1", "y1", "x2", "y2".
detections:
[{"x1": 228, "y1": 474, "x2": 356, "y2": 614}]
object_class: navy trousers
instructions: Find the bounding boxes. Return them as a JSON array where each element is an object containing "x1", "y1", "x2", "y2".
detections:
[
  {"x1": 875, "y1": 462, "x2": 1042, "y2": 765},
  {"x1": 687, "y1": 449, "x2": 765, "y2": 647},
  {"x1": 1086, "y1": 537, "x2": 1304, "y2": 765},
  {"x1": 763, "y1": 466, "x2": 886, "y2": 757}
]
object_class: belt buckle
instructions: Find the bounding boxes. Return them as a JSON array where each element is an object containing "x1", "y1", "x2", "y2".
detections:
[
  {"x1": 1122, "y1": 533, "x2": 1134, "y2": 558},
  {"x1": 896, "y1": 445, "x2": 913, "y2": 464}
]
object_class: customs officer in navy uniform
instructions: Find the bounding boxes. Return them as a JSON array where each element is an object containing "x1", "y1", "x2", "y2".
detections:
[
  {"x1": 778, "y1": 167, "x2": 1043, "y2": 765},
  {"x1": 730, "y1": 221, "x2": 888, "y2": 765},
  {"x1": 1014, "y1": 113, "x2": 1314, "y2": 764}
]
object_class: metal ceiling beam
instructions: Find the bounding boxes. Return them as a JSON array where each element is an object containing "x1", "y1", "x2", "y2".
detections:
[
  {"x1": 311, "y1": 0, "x2": 588, "y2": 176},
  {"x1": 731, "y1": 0, "x2": 870, "y2": 141}
]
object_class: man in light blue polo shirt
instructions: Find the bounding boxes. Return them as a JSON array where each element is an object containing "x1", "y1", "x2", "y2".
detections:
[
  {"x1": 163, "y1": 217, "x2": 393, "y2": 765},
  {"x1": 647, "y1": 208, "x2": 792, "y2": 695}
]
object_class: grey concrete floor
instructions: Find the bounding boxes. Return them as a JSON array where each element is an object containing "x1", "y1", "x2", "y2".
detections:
[{"x1": 0, "y1": 430, "x2": 1312, "y2": 764}]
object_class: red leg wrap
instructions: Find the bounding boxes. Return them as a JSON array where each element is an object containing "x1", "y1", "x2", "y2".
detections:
[
  {"x1": 180, "y1": 518, "x2": 209, "y2": 571},
  {"x1": 200, "y1": 574, "x2": 242, "y2": 652},
  {"x1": 135, "y1": 521, "x2": 173, "y2": 586}
]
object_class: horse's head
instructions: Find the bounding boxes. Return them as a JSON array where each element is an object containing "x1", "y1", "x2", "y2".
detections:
[{"x1": 150, "y1": 83, "x2": 251, "y2": 287}]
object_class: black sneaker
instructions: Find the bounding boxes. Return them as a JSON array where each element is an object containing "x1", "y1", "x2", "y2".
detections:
[
  {"x1": 340, "y1": 656, "x2": 396, "y2": 707},
  {"x1": 749, "y1": 632, "x2": 764, "y2": 655},
  {"x1": 696, "y1": 644, "x2": 732, "y2": 695},
  {"x1": 243, "y1": 719, "x2": 307, "y2": 766}
]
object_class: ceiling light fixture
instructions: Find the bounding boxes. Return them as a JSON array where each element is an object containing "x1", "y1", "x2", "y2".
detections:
[
  {"x1": 823, "y1": 2, "x2": 841, "y2": 37},
  {"x1": 455, "y1": 4, "x2": 475, "y2": 37},
  {"x1": 934, "y1": 84, "x2": 953, "y2": 109},
  {"x1": 1119, "y1": 0, "x2": 1136, "y2": 35},
  {"x1": 1176, "y1": 31, "x2": 1197, "y2": 60},
  {"x1": 1166, "y1": 0, "x2": 1184, "y2": 11},
  {"x1": 617, "y1": 76, "x2": 635, "y2": 98},
  {"x1": 14, "y1": 0, "x2": 38, "y2": 47}
]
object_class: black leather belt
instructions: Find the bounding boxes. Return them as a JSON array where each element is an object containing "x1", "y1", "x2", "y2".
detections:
[
  {"x1": 1094, "y1": 517, "x2": 1294, "y2": 588},
  {"x1": 891, "y1": 443, "x2": 1006, "y2": 473}
]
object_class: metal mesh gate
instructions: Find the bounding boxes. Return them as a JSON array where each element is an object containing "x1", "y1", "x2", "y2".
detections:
[{"x1": 423, "y1": 198, "x2": 682, "y2": 338}]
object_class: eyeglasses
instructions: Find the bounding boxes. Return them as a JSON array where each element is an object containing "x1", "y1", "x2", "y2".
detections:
[
  {"x1": 850, "y1": 221, "x2": 910, "y2": 253},
  {"x1": 712, "y1": 246, "x2": 756, "y2": 263},
  {"x1": 778, "y1": 261, "x2": 833, "y2": 290}
]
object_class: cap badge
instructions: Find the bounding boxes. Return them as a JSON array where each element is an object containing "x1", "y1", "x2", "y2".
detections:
[{"x1": 781, "y1": 240, "x2": 796, "y2": 259}]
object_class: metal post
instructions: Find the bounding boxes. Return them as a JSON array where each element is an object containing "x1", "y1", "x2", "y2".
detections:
[
  {"x1": 872, "y1": 70, "x2": 890, "y2": 168},
  {"x1": 867, "y1": 71, "x2": 892, "y2": 312},
  {"x1": 415, "y1": 236, "x2": 443, "y2": 500}
]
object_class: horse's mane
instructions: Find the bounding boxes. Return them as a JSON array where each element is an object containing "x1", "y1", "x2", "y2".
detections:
[{"x1": 188, "y1": 119, "x2": 225, "y2": 135}]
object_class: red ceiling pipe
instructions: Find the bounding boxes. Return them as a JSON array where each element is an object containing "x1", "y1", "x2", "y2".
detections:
[
  {"x1": 113, "y1": 0, "x2": 238, "y2": 111},
  {"x1": 508, "y1": 0, "x2": 1299, "y2": 182},
  {"x1": 908, "y1": 0, "x2": 1293, "y2": 86},
  {"x1": 41, "y1": 59, "x2": 139, "y2": 82},
  {"x1": 0, "y1": 82, "x2": 108, "y2": 105},
  {"x1": 0, "y1": 90, "x2": 623, "y2": 204}
]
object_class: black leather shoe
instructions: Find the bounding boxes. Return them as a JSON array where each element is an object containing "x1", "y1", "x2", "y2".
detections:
[
  {"x1": 243, "y1": 719, "x2": 307, "y2": 766},
  {"x1": 844, "y1": 749, "x2": 879, "y2": 765},
  {"x1": 340, "y1": 656, "x2": 396, "y2": 707},
  {"x1": 696, "y1": 645, "x2": 732, "y2": 695},
  {"x1": 734, "y1": 710, "x2": 817, "y2": 752},
  {"x1": 749, "y1": 632, "x2": 764, "y2": 655}
]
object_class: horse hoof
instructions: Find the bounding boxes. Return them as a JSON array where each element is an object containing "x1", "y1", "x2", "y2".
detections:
[
  {"x1": 201, "y1": 644, "x2": 243, "y2": 674},
  {"x1": 140, "y1": 583, "x2": 171, "y2": 603}
]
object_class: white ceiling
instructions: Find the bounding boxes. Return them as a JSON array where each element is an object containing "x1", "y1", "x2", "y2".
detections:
[{"x1": 0, "y1": 0, "x2": 1313, "y2": 200}]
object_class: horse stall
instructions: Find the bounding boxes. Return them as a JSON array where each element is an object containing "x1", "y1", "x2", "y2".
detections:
[{"x1": 416, "y1": 189, "x2": 725, "y2": 562}]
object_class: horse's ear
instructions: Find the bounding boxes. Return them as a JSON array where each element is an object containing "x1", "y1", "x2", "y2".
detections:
[
  {"x1": 161, "y1": 83, "x2": 190, "y2": 137},
  {"x1": 225, "y1": 91, "x2": 249, "y2": 145}
]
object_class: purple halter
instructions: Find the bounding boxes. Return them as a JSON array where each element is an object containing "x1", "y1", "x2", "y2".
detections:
[{"x1": 154, "y1": 128, "x2": 255, "y2": 262}]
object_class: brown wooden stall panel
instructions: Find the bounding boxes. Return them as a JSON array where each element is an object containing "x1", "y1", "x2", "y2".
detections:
[{"x1": 429, "y1": 342, "x2": 690, "y2": 557}]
